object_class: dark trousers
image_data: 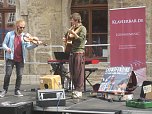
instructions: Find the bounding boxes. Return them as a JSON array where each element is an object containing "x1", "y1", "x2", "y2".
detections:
[
  {"x1": 69, "y1": 53, "x2": 85, "y2": 91},
  {"x1": 3, "y1": 59, "x2": 24, "y2": 91}
]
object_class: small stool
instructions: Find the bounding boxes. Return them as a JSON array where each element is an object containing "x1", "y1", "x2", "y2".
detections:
[{"x1": 84, "y1": 68, "x2": 98, "y2": 92}]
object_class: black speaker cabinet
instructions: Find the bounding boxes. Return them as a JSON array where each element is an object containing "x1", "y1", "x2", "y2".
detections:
[{"x1": 0, "y1": 102, "x2": 33, "y2": 114}]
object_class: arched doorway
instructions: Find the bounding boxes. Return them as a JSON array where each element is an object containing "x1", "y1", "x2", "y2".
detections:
[{"x1": 71, "y1": 0, "x2": 108, "y2": 61}]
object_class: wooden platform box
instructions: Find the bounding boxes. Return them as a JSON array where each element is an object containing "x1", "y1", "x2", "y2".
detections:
[{"x1": 0, "y1": 102, "x2": 33, "y2": 114}]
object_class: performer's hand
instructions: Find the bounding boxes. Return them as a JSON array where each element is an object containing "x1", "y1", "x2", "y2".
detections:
[
  {"x1": 37, "y1": 40, "x2": 42, "y2": 44},
  {"x1": 63, "y1": 37, "x2": 66, "y2": 42},
  {"x1": 68, "y1": 29, "x2": 79, "y2": 38},
  {"x1": 32, "y1": 37, "x2": 39, "y2": 41},
  {"x1": 68, "y1": 29, "x2": 75, "y2": 35},
  {"x1": 24, "y1": 33, "x2": 33, "y2": 41},
  {"x1": 25, "y1": 33, "x2": 31, "y2": 38},
  {"x1": 7, "y1": 48, "x2": 11, "y2": 54}
]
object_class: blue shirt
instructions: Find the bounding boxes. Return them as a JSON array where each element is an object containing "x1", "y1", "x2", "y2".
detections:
[{"x1": 2, "y1": 31, "x2": 37, "y2": 62}]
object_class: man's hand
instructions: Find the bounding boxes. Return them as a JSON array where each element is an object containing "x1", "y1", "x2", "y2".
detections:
[
  {"x1": 68, "y1": 29, "x2": 79, "y2": 38},
  {"x1": 68, "y1": 29, "x2": 75, "y2": 35},
  {"x1": 63, "y1": 37, "x2": 66, "y2": 42},
  {"x1": 7, "y1": 48, "x2": 11, "y2": 54},
  {"x1": 37, "y1": 40, "x2": 42, "y2": 44}
]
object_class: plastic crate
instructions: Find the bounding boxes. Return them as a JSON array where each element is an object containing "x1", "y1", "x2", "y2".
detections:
[{"x1": 126, "y1": 99, "x2": 152, "y2": 108}]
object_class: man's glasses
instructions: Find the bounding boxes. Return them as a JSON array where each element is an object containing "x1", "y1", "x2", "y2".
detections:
[{"x1": 18, "y1": 26, "x2": 25, "y2": 29}]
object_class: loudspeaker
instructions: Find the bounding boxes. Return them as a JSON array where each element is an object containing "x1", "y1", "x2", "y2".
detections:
[
  {"x1": 0, "y1": 102, "x2": 33, "y2": 114},
  {"x1": 39, "y1": 75, "x2": 62, "y2": 89},
  {"x1": 36, "y1": 89, "x2": 66, "y2": 107}
]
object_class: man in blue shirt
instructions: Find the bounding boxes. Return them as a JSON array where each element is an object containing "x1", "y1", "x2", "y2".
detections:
[{"x1": 0, "y1": 19, "x2": 41, "y2": 97}]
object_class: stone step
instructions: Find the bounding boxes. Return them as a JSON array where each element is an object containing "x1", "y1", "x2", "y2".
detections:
[
  {"x1": 0, "y1": 60, "x2": 5, "y2": 74},
  {"x1": 0, "y1": 74, "x2": 41, "y2": 86}
]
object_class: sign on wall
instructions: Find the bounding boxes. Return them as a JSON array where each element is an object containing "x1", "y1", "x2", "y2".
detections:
[{"x1": 110, "y1": 7, "x2": 146, "y2": 86}]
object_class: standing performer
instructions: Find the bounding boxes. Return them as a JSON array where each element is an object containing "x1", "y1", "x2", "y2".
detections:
[
  {"x1": 63, "y1": 13, "x2": 87, "y2": 98},
  {"x1": 0, "y1": 19, "x2": 41, "y2": 97}
]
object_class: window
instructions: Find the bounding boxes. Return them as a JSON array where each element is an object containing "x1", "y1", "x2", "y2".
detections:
[
  {"x1": 7, "y1": 12, "x2": 15, "y2": 26},
  {"x1": 8, "y1": 0, "x2": 15, "y2": 6},
  {"x1": 71, "y1": 0, "x2": 108, "y2": 61},
  {"x1": 0, "y1": 0, "x2": 4, "y2": 3},
  {"x1": 0, "y1": 0, "x2": 4, "y2": 7}
]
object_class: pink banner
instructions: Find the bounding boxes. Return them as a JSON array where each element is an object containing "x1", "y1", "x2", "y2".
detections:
[{"x1": 110, "y1": 7, "x2": 146, "y2": 86}]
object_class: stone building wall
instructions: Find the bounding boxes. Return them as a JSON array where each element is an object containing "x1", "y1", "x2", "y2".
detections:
[
  {"x1": 15, "y1": 0, "x2": 71, "y2": 76},
  {"x1": 108, "y1": 0, "x2": 152, "y2": 80}
]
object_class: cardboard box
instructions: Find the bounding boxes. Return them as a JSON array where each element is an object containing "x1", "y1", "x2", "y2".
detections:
[
  {"x1": 146, "y1": 91, "x2": 152, "y2": 99},
  {"x1": 40, "y1": 75, "x2": 62, "y2": 89},
  {"x1": 105, "y1": 93, "x2": 133, "y2": 101},
  {"x1": 97, "y1": 92, "x2": 133, "y2": 101},
  {"x1": 140, "y1": 81, "x2": 152, "y2": 99}
]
